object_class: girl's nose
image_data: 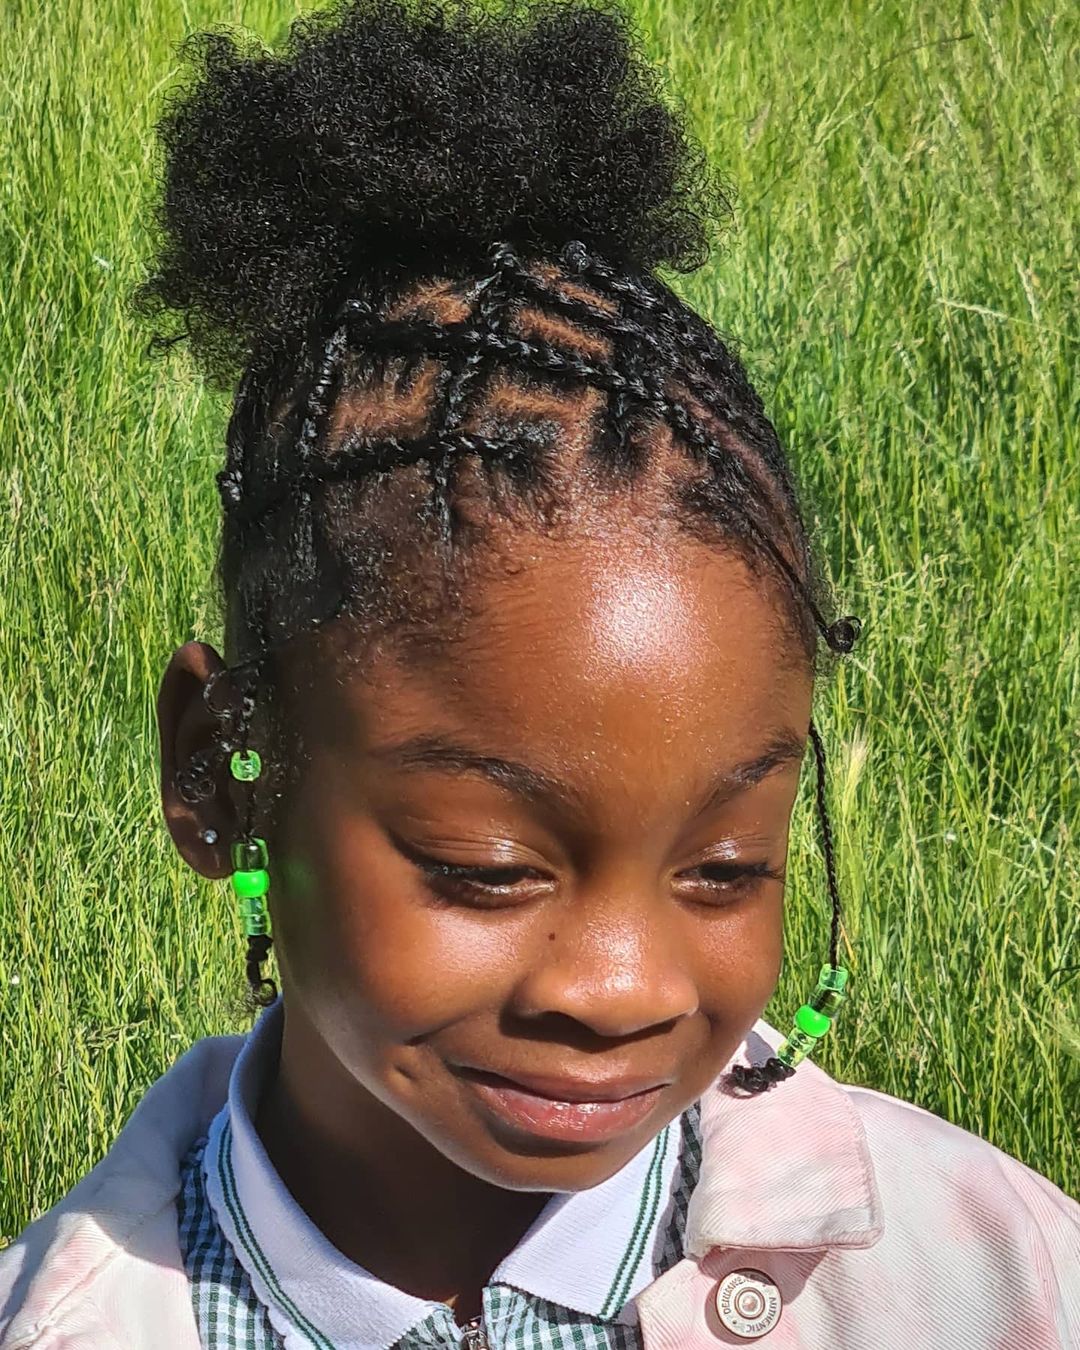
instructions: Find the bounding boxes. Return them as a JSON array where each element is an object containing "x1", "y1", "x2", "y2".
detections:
[{"x1": 509, "y1": 886, "x2": 700, "y2": 1039}]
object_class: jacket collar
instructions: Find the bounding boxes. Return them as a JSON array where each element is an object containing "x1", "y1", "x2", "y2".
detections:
[{"x1": 690, "y1": 1018, "x2": 885, "y2": 1255}]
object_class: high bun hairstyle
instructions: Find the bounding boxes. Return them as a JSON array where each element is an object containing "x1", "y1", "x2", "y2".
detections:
[{"x1": 143, "y1": 0, "x2": 860, "y2": 1089}]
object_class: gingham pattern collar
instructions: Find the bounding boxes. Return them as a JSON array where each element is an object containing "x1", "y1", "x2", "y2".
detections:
[{"x1": 201, "y1": 996, "x2": 685, "y2": 1350}]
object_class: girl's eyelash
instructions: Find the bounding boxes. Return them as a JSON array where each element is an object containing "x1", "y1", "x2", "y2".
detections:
[
  {"x1": 416, "y1": 859, "x2": 539, "y2": 888},
  {"x1": 411, "y1": 859, "x2": 544, "y2": 909},
  {"x1": 388, "y1": 830, "x2": 533, "y2": 890},
  {"x1": 694, "y1": 860, "x2": 786, "y2": 887},
  {"x1": 408, "y1": 851, "x2": 784, "y2": 904}
]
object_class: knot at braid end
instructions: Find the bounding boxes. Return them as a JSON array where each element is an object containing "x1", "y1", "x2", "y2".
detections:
[
  {"x1": 217, "y1": 466, "x2": 243, "y2": 508},
  {"x1": 825, "y1": 615, "x2": 862, "y2": 653},
  {"x1": 724, "y1": 1057, "x2": 797, "y2": 1095},
  {"x1": 560, "y1": 239, "x2": 592, "y2": 274}
]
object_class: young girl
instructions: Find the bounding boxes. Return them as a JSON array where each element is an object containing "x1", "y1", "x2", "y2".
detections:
[{"x1": 2, "y1": 0, "x2": 1077, "y2": 1345}]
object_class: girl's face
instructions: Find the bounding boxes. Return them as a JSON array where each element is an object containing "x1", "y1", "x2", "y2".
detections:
[{"x1": 162, "y1": 522, "x2": 813, "y2": 1194}]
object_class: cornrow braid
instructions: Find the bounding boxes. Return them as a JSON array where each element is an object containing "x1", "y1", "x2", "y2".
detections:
[{"x1": 221, "y1": 238, "x2": 854, "y2": 643}]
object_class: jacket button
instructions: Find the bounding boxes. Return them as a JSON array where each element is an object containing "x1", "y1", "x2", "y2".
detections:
[{"x1": 713, "y1": 1269, "x2": 782, "y2": 1339}]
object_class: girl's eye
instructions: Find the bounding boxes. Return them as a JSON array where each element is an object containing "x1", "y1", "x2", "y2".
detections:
[
  {"x1": 678, "y1": 860, "x2": 786, "y2": 904},
  {"x1": 412, "y1": 856, "x2": 549, "y2": 907},
  {"x1": 394, "y1": 820, "x2": 784, "y2": 909}
]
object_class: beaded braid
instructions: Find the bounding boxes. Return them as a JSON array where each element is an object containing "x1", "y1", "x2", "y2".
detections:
[
  {"x1": 175, "y1": 665, "x2": 278, "y2": 1010},
  {"x1": 178, "y1": 235, "x2": 862, "y2": 1083},
  {"x1": 231, "y1": 678, "x2": 278, "y2": 1008},
  {"x1": 724, "y1": 719, "x2": 847, "y2": 1095}
]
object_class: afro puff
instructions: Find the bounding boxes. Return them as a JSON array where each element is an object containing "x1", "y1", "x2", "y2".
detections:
[{"x1": 135, "y1": 0, "x2": 732, "y2": 385}]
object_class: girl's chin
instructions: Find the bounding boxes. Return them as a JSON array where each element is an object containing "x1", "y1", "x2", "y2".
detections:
[{"x1": 455, "y1": 1138, "x2": 653, "y2": 1194}]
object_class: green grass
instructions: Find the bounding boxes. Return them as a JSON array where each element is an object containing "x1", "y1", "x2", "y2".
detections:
[{"x1": 1, "y1": 0, "x2": 1077, "y2": 1243}]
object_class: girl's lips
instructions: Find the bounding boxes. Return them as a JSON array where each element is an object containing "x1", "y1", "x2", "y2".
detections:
[{"x1": 458, "y1": 1072, "x2": 668, "y2": 1144}]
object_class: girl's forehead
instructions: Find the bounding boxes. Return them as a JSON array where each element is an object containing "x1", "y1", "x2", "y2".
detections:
[{"x1": 299, "y1": 532, "x2": 812, "y2": 779}]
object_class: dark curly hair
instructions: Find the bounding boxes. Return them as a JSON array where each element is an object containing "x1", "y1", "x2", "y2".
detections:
[{"x1": 145, "y1": 0, "x2": 860, "y2": 1094}]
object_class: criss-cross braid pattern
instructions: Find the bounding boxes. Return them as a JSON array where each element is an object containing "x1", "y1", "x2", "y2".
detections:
[{"x1": 195, "y1": 236, "x2": 860, "y2": 1093}]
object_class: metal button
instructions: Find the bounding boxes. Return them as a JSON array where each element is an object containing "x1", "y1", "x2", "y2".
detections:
[{"x1": 713, "y1": 1268, "x2": 782, "y2": 1339}]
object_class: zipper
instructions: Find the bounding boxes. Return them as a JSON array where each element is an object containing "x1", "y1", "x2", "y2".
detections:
[{"x1": 459, "y1": 1314, "x2": 489, "y2": 1349}]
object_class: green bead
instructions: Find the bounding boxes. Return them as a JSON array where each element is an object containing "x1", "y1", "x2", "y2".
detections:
[
  {"x1": 231, "y1": 868, "x2": 269, "y2": 898},
  {"x1": 776, "y1": 1027, "x2": 818, "y2": 1068},
  {"x1": 231, "y1": 837, "x2": 269, "y2": 872},
  {"x1": 230, "y1": 749, "x2": 262, "y2": 782},
  {"x1": 795, "y1": 1003, "x2": 832, "y2": 1038},
  {"x1": 237, "y1": 893, "x2": 270, "y2": 937},
  {"x1": 809, "y1": 987, "x2": 846, "y2": 1017},
  {"x1": 817, "y1": 963, "x2": 849, "y2": 993}
]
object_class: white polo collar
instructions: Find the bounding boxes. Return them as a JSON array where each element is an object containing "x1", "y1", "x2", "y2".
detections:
[{"x1": 202, "y1": 995, "x2": 687, "y2": 1350}]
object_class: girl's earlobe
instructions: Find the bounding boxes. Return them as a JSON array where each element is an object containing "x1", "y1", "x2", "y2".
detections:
[{"x1": 166, "y1": 743, "x2": 237, "y2": 879}]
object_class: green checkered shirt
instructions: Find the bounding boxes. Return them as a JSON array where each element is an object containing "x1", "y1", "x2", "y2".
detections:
[{"x1": 177, "y1": 1100, "x2": 701, "y2": 1350}]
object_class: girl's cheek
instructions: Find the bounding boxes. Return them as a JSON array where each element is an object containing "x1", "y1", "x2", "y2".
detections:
[
  {"x1": 294, "y1": 878, "x2": 529, "y2": 1037},
  {"x1": 685, "y1": 890, "x2": 785, "y2": 1019}
]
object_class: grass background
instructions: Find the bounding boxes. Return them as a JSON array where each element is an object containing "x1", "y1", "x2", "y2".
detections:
[{"x1": 1, "y1": 0, "x2": 1077, "y2": 1243}]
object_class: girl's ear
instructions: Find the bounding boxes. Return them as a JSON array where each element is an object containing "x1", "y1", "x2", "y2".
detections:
[{"x1": 157, "y1": 640, "x2": 239, "y2": 879}]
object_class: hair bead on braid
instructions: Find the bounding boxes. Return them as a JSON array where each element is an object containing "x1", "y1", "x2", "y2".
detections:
[
  {"x1": 146, "y1": 0, "x2": 862, "y2": 1074},
  {"x1": 229, "y1": 678, "x2": 278, "y2": 1011}
]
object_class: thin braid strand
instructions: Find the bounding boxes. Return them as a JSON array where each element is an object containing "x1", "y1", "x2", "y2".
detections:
[
  {"x1": 809, "y1": 719, "x2": 843, "y2": 970},
  {"x1": 431, "y1": 242, "x2": 521, "y2": 544}
]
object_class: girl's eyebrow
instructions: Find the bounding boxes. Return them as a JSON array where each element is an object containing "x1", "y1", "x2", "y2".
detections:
[
  {"x1": 697, "y1": 730, "x2": 807, "y2": 810},
  {"x1": 367, "y1": 729, "x2": 806, "y2": 815}
]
